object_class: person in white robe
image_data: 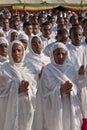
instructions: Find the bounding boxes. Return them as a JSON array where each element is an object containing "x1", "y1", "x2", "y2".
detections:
[
  {"x1": 7, "y1": 29, "x2": 18, "y2": 43},
  {"x1": 0, "y1": 37, "x2": 9, "y2": 66},
  {"x1": 17, "y1": 32, "x2": 29, "y2": 54},
  {"x1": 78, "y1": 58, "x2": 87, "y2": 130},
  {"x1": 0, "y1": 40, "x2": 37, "y2": 130},
  {"x1": 67, "y1": 26, "x2": 87, "y2": 72},
  {"x1": 25, "y1": 35, "x2": 50, "y2": 81},
  {"x1": 33, "y1": 42, "x2": 82, "y2": 130}
]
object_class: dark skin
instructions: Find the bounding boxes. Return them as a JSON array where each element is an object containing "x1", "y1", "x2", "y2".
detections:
[
  {"x1": 78, "y1": 65, "x2": 85, "y2": 75},
  {"x1": 53, "y1": 48, "x2": 67, "y2": 65},
  {"x1": 70, "y1": 28, "x2": 83, "y2": 46},
  {"x1": 53, "y1": 47, "x2": 72, "y2": 94},
  {"x1": 12, "y1": 43, "x2": 29, "y2": 94},
  {"x1": 19, "y1": 80, "x2": 29, "y2": 94},
  {"x1": 60, "y1": 80, "x2": 72, "y2": 94},
  {"x1": 31, "y1": 37, "x2": 42, "y2": 54},
  {"x1": 41, "y1": 25, "x2": 52, "y2": 39},
  {"x1": 0, "y1": 43, "x2": 8, "y2": 57}
]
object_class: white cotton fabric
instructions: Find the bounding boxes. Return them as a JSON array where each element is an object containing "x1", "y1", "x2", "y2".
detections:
[
  {"x1": 33, "y1": 42, "x2": 82, "y2": 130},
  {"x1": 0, "y1": 37, "x2": 9, "y2": 45},
  {"x1": 0, "y1": 37, "x2": 9, "y2": 66},
  {"x1": 0, "y1": 40, "x2": 37, "y2": 130},
  {"x1": 25, "y1": 35, "x2": 50, "y2": 80},
  {"x1": 78, "y1": 74, "x2": 87, "y2": 118},
  {"x1": 67, "y1": 43, "x2": 87, "y2": 71},
  {"x1": 7, "y1": 29, "x2": 18, "y2": 43},
  {"x1": 17, "y1": 32, "x2": 29, "y2": 41}
]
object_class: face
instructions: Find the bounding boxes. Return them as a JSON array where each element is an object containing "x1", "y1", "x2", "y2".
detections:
[
  {"x1": 0, "y1": 43, "x2": 8, "y2": 57},
  {"x1": 39, "y1": 18, "x2": 45, "y2": 26},
  {"x1": 42, "y1": 25, "x2": 52, "y2": 38},
  {"x1": 31, "y1": 37, "x2": 42, "y2": 54},
  {"x1": 49, "y1": 18, "x2": 55, "y2": 26},
  {"x1": 3, "y1": 19, "x2": 9, "y2": 29},
  {"x1": 12, "y1": 43, "x2": 24, "y2": 63},
  {"x1": 53, "y1": 48, "x2": 67, "y2": 64},
  {"x1": 13, "y1": 22, "x2": 20, "y2": 31},
  {"x1": 33, "y1": 25, "x2": 39, "y2": 35},
  {"x1": 11, "y1": 32, "x2": 18, "y2": 42},
  {"x1": 24, "y1": 25, "x2": 33, "y2": 36},
  {"x1": 71, "y1": 16, "x2": 78, "y2": 25},
  {"x1": 56, "y1": 34, "x2": 68, "y2": 44},
  {"x1": 70, "y1": 28, "x2": 83, "y2": 46},
  {"x1": 20, "y1": 39, "x2": 28, "y2": 50}
]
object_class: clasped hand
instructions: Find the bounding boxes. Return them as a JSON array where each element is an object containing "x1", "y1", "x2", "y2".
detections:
[
  {"x1": 19, "y1": 80, "x2": 29, "y2": 94},
  {"x1": 60, "y1": 80, "x2": 72, "y2": 94}
]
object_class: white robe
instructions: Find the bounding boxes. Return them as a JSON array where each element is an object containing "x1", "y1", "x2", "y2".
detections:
[
  {"x1": 33, "y1": 62, "x2": 82, "y2": 130},
  {"x1": 0, "y1": 61, "x2": 37, "y2": 130},
  {"x1": 67, "y1": 43, "x2": 87, "y2": 71}
]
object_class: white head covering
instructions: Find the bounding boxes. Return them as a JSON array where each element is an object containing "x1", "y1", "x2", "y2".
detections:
[
  {"x1": 7, "y1": 29, "x2": 18, "y2": 43},
  {"x1": 29, "y1": 35, "x2": 43, "y2": 56},
  {"x1": 17, "y1": 32, "x2": 29, "y2": 41},
  {"x1": 8, "y1": 40, "x2": 25, "y2": 65},
  {"x1": 50, "y1": 42, "x2": 67, "y2": 66},
  {"x1": 0, "y1": 37, "x2": 8, "y2": 45}
]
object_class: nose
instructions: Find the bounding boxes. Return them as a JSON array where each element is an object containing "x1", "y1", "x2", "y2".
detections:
[
  {"x1": 15, "y1": 50, "x2": 19, "y2": 55},
  {"x1": 59, "y1": 53, "x2": 63, "y2": 58}
]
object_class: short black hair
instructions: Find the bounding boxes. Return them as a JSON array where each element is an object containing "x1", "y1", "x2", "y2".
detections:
[
  {"x1": 57, "y1": 29, "x2": 68, "y2": 35},
  {"x1": 41, "y1": 21, "x2": 50, "y2": 27},
  {"x1": 23, "y1": 22, "x2": 32, "y2": 29},
  {"x1": 69, "y1": 26, "x2": 82, "y2": 35}
]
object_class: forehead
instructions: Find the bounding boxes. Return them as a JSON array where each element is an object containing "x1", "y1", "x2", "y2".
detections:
[
  {"x1": 31, "y1": 37, "x2": 41, "y2": 42},
  {"x1": 12, "y1": 43, "x2": 22, "y2": 49},
  {"x1": 70, "y1": 28, "x2": 82, "y2": 35},
  {"x1": 0, "y1": 43, "x2": 7, "y2": 46},
  {"x1": 43, "y1": 24, "x2": 51, "y2": 29},
  {"x1": 53, "y1": 47, "x2": 66, "y2": 53}
]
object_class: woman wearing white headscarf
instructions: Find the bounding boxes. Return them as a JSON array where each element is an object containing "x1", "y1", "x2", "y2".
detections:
[
  {"x1": 0, "y1": 37, "x2": 9, "y2": 66},
  {"x1": 17, "y1": 32, "x2": 29, "y2": 54},
  {"x1": 7, "y1": 29, "x2": 18, "y2": 43},
  {"x1": 33, "y1": 42, "x2": 82, "y2": 130},
  {"x1": 0, "y1": 40, "x2": 37, "y2": 130},
  {"x1": 25, "y1": 35, "x2": 50, "y2": 80}
]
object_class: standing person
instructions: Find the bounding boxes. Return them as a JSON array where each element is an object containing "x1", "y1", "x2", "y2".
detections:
[
  {"x1": 40, "y1": 21, "x2": 56, "y2": 49},
  {"x1": 67, "y1": 26, "x2": 86, "y2": 72},
  {"x1": 17, "y1": 32, "x2": 29, "y2": 54},
  {"x1": 7, "y1": 29, "x2": 18, "y2": 43},
  {"x1": 25, "y1": 35, "x2": 50, "y2": 81},
  {"x1": 78, "y1": 56, "x2": 87, "y2": 130},
  {"x1": 33, "y1": 42, "x2": 82, "y2": 130},
  {"x1": 0, "y1": 40, "x2": 37, "y2": 130},
  {"x1": 0, "y1": 37, "x2": 9, "y2": 66},
  {"x1": 23, "y1": 22, "x2": 34, "y2": 41},
  {"x1": 2, "y1": 18, "x2": 11, "y2": 39},
  {"x1": 44, "y1": 28, "x2": 69, "y2": 57}
]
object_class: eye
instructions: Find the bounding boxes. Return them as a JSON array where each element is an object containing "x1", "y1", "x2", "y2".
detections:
[{"x1": 18, "y1": 49, "x2": 22, "y2": 52}]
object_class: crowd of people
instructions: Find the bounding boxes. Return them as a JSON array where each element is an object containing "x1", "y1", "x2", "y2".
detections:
[{"x1": 0, "y1": 7, "x2": 87, "y2": 130}]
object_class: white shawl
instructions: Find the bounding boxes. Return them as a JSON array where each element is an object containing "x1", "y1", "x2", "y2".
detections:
[
  {"x1": 33, "y1": 42, "x2": 82, "y2": 130},
  {"x1": 25, "y1": 35, "x2": 50, "y2": 79},
  {"x1": 0, "y1": 40, "x2": 37, "y2": 130}
]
